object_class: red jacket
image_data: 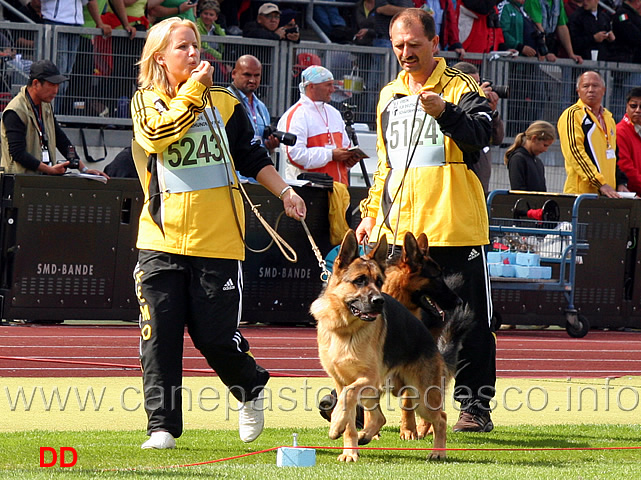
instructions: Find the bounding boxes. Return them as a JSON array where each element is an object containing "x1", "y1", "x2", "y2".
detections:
[
  {"x1": 413, "y1": 0, "x2": 463, "y2": 50},
  {"x1": 457, "y1": 2, "x2": 505, "y2": 53},
  {"x1": 616, "y1": 114, "x2": 641, "y2": 195}
]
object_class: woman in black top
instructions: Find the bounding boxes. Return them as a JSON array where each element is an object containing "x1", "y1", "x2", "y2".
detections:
[{"x1": 504, "y1": 120, "x2": 556, "y2": 191}]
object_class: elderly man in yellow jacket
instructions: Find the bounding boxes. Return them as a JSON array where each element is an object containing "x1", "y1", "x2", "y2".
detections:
[{"x1": 558, "y1": 71, "x2": 629, "y2": 197}]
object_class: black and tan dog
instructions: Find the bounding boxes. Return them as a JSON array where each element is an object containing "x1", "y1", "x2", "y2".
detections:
[{"x1": 311, "y1": 230, "x2": 464, "y2": 462}]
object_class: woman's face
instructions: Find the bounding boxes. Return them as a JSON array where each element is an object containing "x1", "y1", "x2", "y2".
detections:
[{"x1": 155, "y1": 25, "x2": 200, "y2": 88}]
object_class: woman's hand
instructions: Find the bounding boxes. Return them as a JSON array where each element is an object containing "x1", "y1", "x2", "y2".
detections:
[{"x1": 190, "y1": 60, "x2": 213, "y2": 88}]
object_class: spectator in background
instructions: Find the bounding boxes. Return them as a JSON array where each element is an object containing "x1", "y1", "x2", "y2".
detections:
[
  {"x1": 277, "y1": 65, "x2": 360, "y2": 185},
  {"x1": 504, "y1": 120, "x2": 556, "y2": 191},
  {"x1": 568, "y1": 0, "x2": 615, "y2": 61},
  {"x1": 353, "y1": 0, "x2": 377, "y2": 45},
  {"x1": 374, "y1": 0, "x2": 414, "y2": 47},
  {"x1": 148, "y1": 0, "x2": 197, "y2": 25},
  {"x1": 197, "y1": 0, "x2": 226, "y2": 61},
  {"x1": 500, "y1": 0, "x2": 546, "y2": 58},
  {"x1": 41, "y1": 0, "x2": 112, "y2": 114},
  {"x1": 558, "y1": 71, "x2": 627, "y2": 196},
  {"x1": 616, "y1": 88, "x2": 641, "y2": 196},
  {"x1": 564, "y1": 0, "x2": 584, "y2": 17},
  {"x1": 457, "y1": 0, "x2": 506, "y2": 53},
  {"x1": 313, "y1": 0, "x2": 348, "y2": 38},
  {"x1": 414, "y1": 0, "x2": 465, "y2": 55},
  {"x1": 228, "y1": 54, "x2": 279, "y2": 152},
  {"x1": 610, "y1": 0, "x2": 641, "y2": 64},
  {"x1": 243, "y1": 3, "x2": 300, "y2": 42},
  {"x1": 453, "y1": 61, "x2": 505, "y2": 194},
  {"x1": 3, "y1": 0, "x2": 43, "y2": 25},
  {"x1": 524, "y1": 0, "x2": 583, "y2": 62}
]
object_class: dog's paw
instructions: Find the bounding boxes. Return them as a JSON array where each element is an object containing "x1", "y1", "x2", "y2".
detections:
[
  {"x1": 357, "y1": 431, "x2": 373, "y2": 445},
  {"x1": 399, "y1": 428, "x2": 418, "y2": 440},
  {"x1": 417, "y1": 422, "x2": 433, "y2": 439},
  {"x1": 338, "y1": 451, "x2": 359, "y2": 462},
  {"x1": 427, "y1": 450, "x2": 447, "y2": 461}
]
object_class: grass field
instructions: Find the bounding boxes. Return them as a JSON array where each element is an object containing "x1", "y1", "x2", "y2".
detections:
[{"x1": 1, "y1": 376, "x2": 639, "y2": 478}]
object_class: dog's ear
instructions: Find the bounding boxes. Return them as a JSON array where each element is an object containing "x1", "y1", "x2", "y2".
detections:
[
  {"x1": 369, "y1": 234, "x2": 388, "y2": 271},
  {"x1": 401, "y1": 232, "x2": 420, "y2": 270},
  {"x1": 416, "y1": 233, "x2": 429, "y2": 256},
  {"x1": 335, "y1": 229, "x2": 360, "y2": 272}
]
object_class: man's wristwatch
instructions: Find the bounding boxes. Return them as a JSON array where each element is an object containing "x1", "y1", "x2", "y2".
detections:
[{"x1": 81, "y1": 166, "x2": 89, "y2": 173}]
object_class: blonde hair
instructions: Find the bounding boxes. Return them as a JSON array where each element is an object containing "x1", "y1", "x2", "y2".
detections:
[
  {"x1": 504, "y1": 120, "x2": 556, "y2": 165},
  {"x1": 137, "y1": 17, "x2": 201, "y2": 98}
]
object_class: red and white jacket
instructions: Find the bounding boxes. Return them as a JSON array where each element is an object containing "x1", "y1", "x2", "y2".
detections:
[{"x1": 277, "y1": 94, "x2": 352, "y2": 185}]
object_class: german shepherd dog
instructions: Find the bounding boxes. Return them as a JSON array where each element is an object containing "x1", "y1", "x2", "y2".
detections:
[{"x1": 311, "y1": 230, "x2": 465, "y2": 462}]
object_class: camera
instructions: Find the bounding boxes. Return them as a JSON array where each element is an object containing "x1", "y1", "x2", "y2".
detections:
[
  {"x1": 263, "y1": 125, "x2": 297, "y2": 146},
  {"x1": 58, "y1": 145, "x2": 79, "y2": 170},
  {"x1": 341, "y1": 103, "x2": 358, "y2": 124},
  {"x1": 533, "y1": 30, "x2": 548, "y2": 57},
  {"x1": 285, "y1": 26, "x2": 299, "y2": 35},
  {"x1": 481, "y1": 78, "x2": 510, "y2": 99}
]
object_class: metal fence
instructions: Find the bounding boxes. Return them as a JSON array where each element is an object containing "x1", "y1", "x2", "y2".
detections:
[{"x1": 1, "y1": 21, "x2": 641, "y2": 193}]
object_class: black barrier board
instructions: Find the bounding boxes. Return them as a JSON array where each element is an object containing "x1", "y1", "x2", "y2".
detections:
[{"x1": 0, "y1": 175, "x2": 143, "y2": 322}]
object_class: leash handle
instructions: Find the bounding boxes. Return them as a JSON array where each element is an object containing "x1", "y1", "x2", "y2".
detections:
[{"x1": 301, "y1": 219, "x2": 331, "y2": 282}]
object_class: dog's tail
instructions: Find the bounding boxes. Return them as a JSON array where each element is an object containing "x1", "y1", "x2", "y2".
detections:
[{"x1": 438, "y1": 304, "x2": 473, "y2": 380}]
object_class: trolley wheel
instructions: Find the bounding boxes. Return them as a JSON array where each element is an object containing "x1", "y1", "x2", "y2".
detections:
[{"x1": 566, "y1": 313, "x2": 590, "y2": 338}]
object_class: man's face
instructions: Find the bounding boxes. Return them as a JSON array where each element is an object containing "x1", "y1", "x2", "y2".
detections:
[
  {"x1": 626, "y1": 96, "x2": 641, "y2": 126},
  {"x1": 257, "y1": 12, "x2": 280, "y2": 32},
  {"x1": 307, "y1": 80, "x2": 335, "y2": 103},
  {"x1": 583, "y1": 0, "x2": 598, "y2": 11},
  {"x1": 232, "y1": 62, "x2": 262, "y2": 96},
  {"x1": 577, "y1": 72, "x2": 605, "y2": 109},
  {"x1": 32, "y1": 79, "x2": 60, "y2": 104},
  {"x1": 390, "y1": 19, "x2": 439, "y2": 81},
  {"x1": 200, "y1": 8, "x2": 218, "y2": 27}
]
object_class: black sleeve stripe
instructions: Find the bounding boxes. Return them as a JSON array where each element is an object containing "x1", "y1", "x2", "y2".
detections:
[
  {"x1": 564, "y1": 106, "x2": 599, "y2": 185},
  {"x1": 132, "y1": 90, "x2": 202, "y2": 141}
]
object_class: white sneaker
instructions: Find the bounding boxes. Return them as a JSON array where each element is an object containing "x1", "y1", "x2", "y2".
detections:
[
  {"x1": 238, "y1": 396, "x2": 265, "y2": 443},
  {"x1": 141, "y1": 431, "x2": 176, "y2": 449}
]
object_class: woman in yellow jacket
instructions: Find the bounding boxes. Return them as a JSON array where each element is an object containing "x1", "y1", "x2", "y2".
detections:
[{"x1": 131, "y1": 17, "x2": 305, "y2": 450}]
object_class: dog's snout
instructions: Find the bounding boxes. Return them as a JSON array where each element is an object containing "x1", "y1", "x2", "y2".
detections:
[{"x1": 371, "y1": 294, "x2": 385, "y2": 306}]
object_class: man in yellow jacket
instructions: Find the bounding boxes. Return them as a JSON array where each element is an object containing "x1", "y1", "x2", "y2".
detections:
[{"x1": 558, "y1": 70, "x2": 629, "y2": 197}]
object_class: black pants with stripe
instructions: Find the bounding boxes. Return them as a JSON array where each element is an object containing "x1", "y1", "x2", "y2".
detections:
[
  {"x1": 135, "y1": 250, "x2": 270, "y2": 438},
  {"x1": 429, "y1": 246, "x2": 496, "y2": 411}
]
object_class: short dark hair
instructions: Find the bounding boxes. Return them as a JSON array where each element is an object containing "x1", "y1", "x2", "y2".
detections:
[
  {"x1": 626, "y1": 87, "x2": 641, "y2": 103},
  {"x1": 452, "y1": 61, "x2": 479, "y2": 76},
  {"x1": 390, "y1": 8, "x2": 436, "y2": 40}
]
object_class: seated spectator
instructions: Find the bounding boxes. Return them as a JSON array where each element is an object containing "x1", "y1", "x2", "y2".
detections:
[
  {"x1": 313, "y1": 0, "x2": 348, "y2": 38},
  {"x1": 243, "y1": 3, "x2": 300, "y2": 42},
  {"x1": 373, "y1": 0, "x2": 414, "y2": 47},
  {"x1": 352, "y1": 0, "x2": 377, "y2": 45},
  {"x1": 414, "y1": 0, "x2": 464, "y2": 54},
  {"x1": 616, "y1": 88, "x2": 641, "y2": 196},
  {"x1": 524, "y1": 0, "x2": 583, "y2": 62},
  {"x1": 457, "y1": 0, "x2": 506, "y2": 53},
  {"x1": 504, "y1": 120, "x2": 556, "y2": 191},
  {"x1": 197, "y1": 0, "x2": 226, "y2": 61},
  {"x1": 568, "y1": 0, "x2": 615, "y2": 61}
]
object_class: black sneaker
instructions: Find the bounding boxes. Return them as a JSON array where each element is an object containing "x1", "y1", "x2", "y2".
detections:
[
  {"x1": 318, "y1": 389, "x2": 364, "y2": 429},
  {"x1": 452, "y1": 405, "x2": 494, "y2": 432}
]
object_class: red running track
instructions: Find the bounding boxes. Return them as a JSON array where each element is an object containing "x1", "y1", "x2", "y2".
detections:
[{"x1": 0, "y1": 324, "x2": 640, "y2": 378}]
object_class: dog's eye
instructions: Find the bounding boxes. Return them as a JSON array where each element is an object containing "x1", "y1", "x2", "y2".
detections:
[
  {"x1": 352, "y1": 275, "x2": 369, "y2": 287},
  {"x1": 422, "y1": 263, "x2": 442, "y2": 279},
  {"x1": 375, "y1": 277, "x2": 384, "y2": 288}
]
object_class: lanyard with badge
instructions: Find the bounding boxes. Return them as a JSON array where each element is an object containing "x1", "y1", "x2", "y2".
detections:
[{"x1": 26, "y1": 90, "x2": 50, "y2": 165}]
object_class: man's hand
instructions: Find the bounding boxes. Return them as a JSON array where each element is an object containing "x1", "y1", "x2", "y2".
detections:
[
  {"x1": 599, "y1": 184, "x2": 620, "y2": 198},
  {"x1": 522, "y1": 45, "x2": 537, "y2": 57},
  {"x1": 419, "y1": 91, "x2": 446, "y2": 118},
  {"x1": 39, "y1": 162, "x2": 69, "y2": 175},
  {"x1": 84, "y1": 168, "x2": 110, "y2": 179},
  {"x1": 332, "y1": 148, "x2": 360, "y2": 167},
  {"x1": 355, "y1": 216, "x2": 375, "y2": 245},
  {"x1": 570, "y1": 53, "x2": 583, "y2": 64},
  {"x1": 275, "y1": 27, "x2": 287, "y2": 40},
  {"x1": 286, "y1": 31, "x2": 300, "y2": 42},
  {"x1": 480, "y1": 82, "x2": 499, "y2": 111},
  {"x1": 264, "y1": 135, "x2": 280, "y2": 152}
]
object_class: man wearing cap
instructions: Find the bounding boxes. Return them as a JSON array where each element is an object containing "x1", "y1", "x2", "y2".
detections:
[
  {"x1": 243, "y1": 3, "x2": 301, "y2": 42},
  {"x1": 0, "y1": 60, "x2": 108, "y2": 177},
  {"x1": 277, "y1": 65, "x2": 360, "y2": 185}
]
